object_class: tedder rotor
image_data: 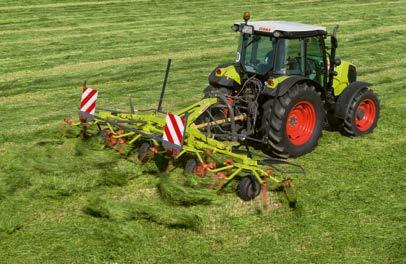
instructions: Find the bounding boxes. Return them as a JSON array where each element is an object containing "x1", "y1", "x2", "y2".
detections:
[{"x1": 68, "y1": 60, "x2": 303, "y2": 206}]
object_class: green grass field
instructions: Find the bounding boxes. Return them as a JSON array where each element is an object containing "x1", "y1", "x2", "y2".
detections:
[{"x1": 0, "y1": 0, "x2": 405, "y2": 263}]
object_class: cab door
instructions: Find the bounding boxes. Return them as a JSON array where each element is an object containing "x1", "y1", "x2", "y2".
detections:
[
  {"x1": 305, "y1": 36, "x2": 326, "y2": 86},
  {"x1": 274, "y1": 38, "x2": 306, "y2": 76}
]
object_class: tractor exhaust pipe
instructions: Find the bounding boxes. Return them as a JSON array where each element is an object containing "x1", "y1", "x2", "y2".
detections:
[{"x1": 327, "y1": 25, "x2": 339, "y2": 89}]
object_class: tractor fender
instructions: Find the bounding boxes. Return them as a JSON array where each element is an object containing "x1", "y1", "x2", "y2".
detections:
[
  {"x1": 208, "y1": 63, "x2": 241, "y2": 90},
  {"x1": 334, "y1": 81, "x2": 371, "y2": 119},
  {"x1": 264, "y1": 76, "x2": 323, "y2": 97}
]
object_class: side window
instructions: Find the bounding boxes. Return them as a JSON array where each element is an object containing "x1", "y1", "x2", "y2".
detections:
[
  {"x1": 273, "y1": 38, "x2": 305, "y2": 76},
  {"x1": 306, "y1": 37, "x2": 325, "y2": 83},
  {"x1": 285, "y1": 38, "x2": 304, "y2": 76}
]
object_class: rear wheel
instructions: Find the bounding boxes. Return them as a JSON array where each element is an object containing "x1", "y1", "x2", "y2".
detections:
[
  {"x1": 343, "y1": 89, "x2": 380, "y2": 136},
  {"x1": 262, "y1": 83, "x2": 325, "y2": 158}
]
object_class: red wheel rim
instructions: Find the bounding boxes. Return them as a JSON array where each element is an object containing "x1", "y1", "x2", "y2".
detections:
[
  {"x1": 355, "y1": 99, "x2": 376, "y2": 132},
  {"x1": 286, "y1": 101, "x2": 316, "y2": 145}
]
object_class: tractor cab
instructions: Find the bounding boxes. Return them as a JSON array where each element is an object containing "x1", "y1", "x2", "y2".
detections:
[
  {"x1": 208, "y1": 13, "x2": 332, "y2": 92},
  {"x1": 235, "y1": 21, "x2": 327, "y2": 84}
]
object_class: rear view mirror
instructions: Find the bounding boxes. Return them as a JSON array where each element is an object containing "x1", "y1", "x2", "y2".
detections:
[{"x1": 334, "y1": 58, "x2": 341, "y2": 67}]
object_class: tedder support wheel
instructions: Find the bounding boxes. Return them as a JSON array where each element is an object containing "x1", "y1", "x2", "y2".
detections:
[
  {"x1": 184, "y1": 158, "x2": 198, "y2": 176},
  {"x1": 236, "y1": 175, "x2": 261, "y2": 201},
  {"x1": 343, "y1": 88, "x2": 380, "y2": 136},
  {"x1": 262, "y1": 83, "x2": 325, "y2": 158},
  {"x1": 138, "y1": 142, "x2": 152, "y2": 163}
]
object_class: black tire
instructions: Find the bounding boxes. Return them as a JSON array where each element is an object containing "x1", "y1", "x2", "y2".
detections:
[
  {"x1": 343, "y1": 88, "x2": 380, "y2": 136},
  {"x1": 184, "y1": 158, "x2": 197, "y2": 176},
  {"x1": 261, "y1": 83, "x2": 325, "y2": 158},
  {"x1": 137, "y1": 142, "x2": 151, "y2": 163},
  {"x1": 98, "y1": 129, "x2": 108, "y2": 139},
  {"x1": 236, "y1": 175, "x2": 261, "y2": 201}
]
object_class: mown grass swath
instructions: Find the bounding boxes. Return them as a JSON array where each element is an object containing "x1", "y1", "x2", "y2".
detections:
[{"x1": 0, "y1": 0, "x2": 405, "y2": 263}]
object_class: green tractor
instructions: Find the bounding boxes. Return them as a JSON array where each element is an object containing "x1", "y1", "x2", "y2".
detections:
[{"x1": 204, "y1": 12, "x2": 380, "y2": 158}]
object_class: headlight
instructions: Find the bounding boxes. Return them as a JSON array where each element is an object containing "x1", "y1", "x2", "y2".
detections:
[{"x1": 231, "y1": 24, "x2": 240, "y2": 32}]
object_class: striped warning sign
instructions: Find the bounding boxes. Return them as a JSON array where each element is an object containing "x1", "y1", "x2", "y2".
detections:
[
  {"x1": 79, "y1": 86, "x2": 98, "y2": 121},
  {"x1": 162, "y1": 113, "x2": 186, "y2": 152}
]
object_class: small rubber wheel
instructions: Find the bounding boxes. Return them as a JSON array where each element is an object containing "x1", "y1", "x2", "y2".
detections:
[
  {"x1": 98, "y1": 129, "x2": 109, "y2": 139},
  {"x1": 137, "y1": 142, "x2": 151, "y2": 163},
  {"x1": 343, "y1": 89, "x2": 380, "y2": 136},
  {"x1": 184, "y1": 158, "x2": 197, "y2": 176},
  {"x1": 236, "y1": 175, "x2": 261, "y2": 201}
]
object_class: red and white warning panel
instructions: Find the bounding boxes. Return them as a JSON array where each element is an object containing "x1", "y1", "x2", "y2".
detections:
[
  {"x1": 162, "y1": 113, "x2": 186, "y2": 152},
  {"x1": 79, "y1": 86, "x2": 98, "y2": 121}
]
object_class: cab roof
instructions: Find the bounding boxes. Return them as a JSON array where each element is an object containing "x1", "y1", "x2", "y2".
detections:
[{"x1": 235, "y1": 21, "x2": 327, "y2": 38}]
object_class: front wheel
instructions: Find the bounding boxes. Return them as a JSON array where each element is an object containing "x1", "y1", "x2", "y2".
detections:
[
  {"x1": 343, "y1": 89, "x2": 380, "y2": 136},
  {"x1": 262, "y1": 83, "x2": 325, "y2": 158}
]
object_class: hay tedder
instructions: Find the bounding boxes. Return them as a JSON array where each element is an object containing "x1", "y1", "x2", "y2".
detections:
[{"x1": 68, "y1": 58, "x2": 303, "y2": 206}]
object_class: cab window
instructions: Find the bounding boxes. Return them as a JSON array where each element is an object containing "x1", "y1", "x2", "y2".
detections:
[
  {"x1": 239, "y1": 34, "x2": 276, "y2": 75},
  {"x1": 273, "y1": 37, "x2": 325, "y2": 84},
  {"x1": 274, "y1": 38, "x2": 306, "y2": 76},
  {"x1": 306, "y1": 36, "x2": 325, "y2": 84}
]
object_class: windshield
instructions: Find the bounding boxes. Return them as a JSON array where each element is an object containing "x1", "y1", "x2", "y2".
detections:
[{"x1": 236, "y1": 34, "x2": 276, "y2": 75}]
